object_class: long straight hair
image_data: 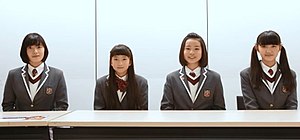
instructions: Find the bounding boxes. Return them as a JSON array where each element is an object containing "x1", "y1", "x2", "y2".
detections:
[
  {"x1": 106, "y1": 44, "x2": 141, "y2": 109},
  {"x1": 250, "y1": 30, "x2": 295, "y2": 92}
]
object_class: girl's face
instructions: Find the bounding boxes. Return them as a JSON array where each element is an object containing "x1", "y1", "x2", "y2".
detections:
[
  {"x1": 184, "y1": 38, "x2": 202, "y2": 70},
  {"x1": 27, "y1": 45, "x2": 45, "y2": 67},
  {"x1": 111, "y1": 55, "x2": 131, "y2": 77},
  {"x1": 257, "y1": 44, "x2": 281, "y2": 67}
]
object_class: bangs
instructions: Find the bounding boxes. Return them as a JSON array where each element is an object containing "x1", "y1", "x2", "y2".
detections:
[
  {"x1": 257, "y1": 31, "x2": 281, "y2": 45},
  {"x1": 27, "y1": 39, "x2": 43, "y2": 47},
  {"x1": 110, "y1": 44, "x2": 132, "y2": 58},
  {"x1": 25, "y1": 34, "x2": 44, "y2": 47}
]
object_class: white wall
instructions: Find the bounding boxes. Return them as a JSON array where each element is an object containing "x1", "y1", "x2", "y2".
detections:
[
  {"x1": 97, "y1": 0, "x2": 207, "y2": 110},
  {"x1": 0, "y1": 0, "x2": 95, "y2": 110},
  {"x1": 1, "y1": 0, "x2": 299, "y2": 110},
  {"x1": 208, "y1": 0, "x2": 300, "y2": 109}
]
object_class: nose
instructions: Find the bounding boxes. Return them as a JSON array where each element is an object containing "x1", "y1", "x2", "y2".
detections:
[
  {"x1": 266, "y1": 47, "x2": 272, "y2": 53},
  {"x1": 118, "y1": 60, "x2": 123, "y2": 65},
  {"x1": 33, "y1": 48, "x2": 39, "y2": 53},
  {"x1": 189, "y1": 50, "x2": 194, "y2": 54}
]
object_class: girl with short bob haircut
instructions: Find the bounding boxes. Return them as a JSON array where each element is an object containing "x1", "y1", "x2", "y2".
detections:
[
  {"x1": 94, "y1": 44, "x2": 148, "y2": 110},
  {"x1": 240, "y1": 30, "x2": 297, "y2": 109},
  {"x1": 2, "y1": 33, "x2": 68, "y2": 111},
  {"x1": 160, "y1": 32, "x2": 226, "y2": 110}
]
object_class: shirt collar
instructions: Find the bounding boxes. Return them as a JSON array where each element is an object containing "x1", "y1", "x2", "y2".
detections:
[
  {"x1": 260, "y1": 61, "x2": 277, "y2": 77},
  {"x1": 115, "y1": 74, "x2": 128, "y2": 81},
  {"x1": 28, "y1": 63, "x2": 45, "y2": 77},
  {"x1": 185, "y1": 66, "x2": 201, "y2": 77}
]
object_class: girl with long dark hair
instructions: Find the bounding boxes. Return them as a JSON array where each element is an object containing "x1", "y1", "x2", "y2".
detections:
[
  {"x1": 240, "y1": 30, "x2": 297, "y2": 109},
  {"x1": 94, "y1": 44, "x2": 148, "y2": 110}
]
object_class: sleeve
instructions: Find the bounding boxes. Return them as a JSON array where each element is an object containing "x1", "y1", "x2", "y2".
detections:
[
  {"x1": 160, "y1": 74, "x2": 175, "y2": 110},
  {"x1": 2, "y1": 71, "x2": 16, "y2": 111},
  {"x1": 240, "y1": 70, "x2": 259, "y2": 110},
  {"x1": 212, "y1": 74, "x2": 226, "y2": 110},
  {"x1": 138, "y1": 78, "x2": 148, "y2": 110},
  {"x1": 285, "y1": 72, "x2": 297, "y2": 109},
  {"x1": 53, "y1": 71, "x2": 69, "y2": 111},
  {"x1": 94, "y1": 79, "x2": 106, "y2": 110}
]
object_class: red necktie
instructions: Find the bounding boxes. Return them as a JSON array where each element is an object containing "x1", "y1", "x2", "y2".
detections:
[
  {"x1": 29, "y1": 69, "x2": 41, "y2": 84},
  {"x1": 265, "y1": 69, "x2": 275, "y2": 83},
  {"x1": 268, "y1": 69, "x2": 273, "y2": 76},
  {"x1": 32, "y1": 69, "x2": 37, "y2": 77},
  {"x1": 189, "y1": 72, "x2": 196, "y2": 77}
]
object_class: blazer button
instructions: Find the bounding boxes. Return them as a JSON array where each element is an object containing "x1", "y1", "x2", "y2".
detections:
[
  {"x1": 30, "y1": 104, "x2": 34, "y2": 107},
  {"x1": 270, "y1": 104, "x2": 274, "y2": 107}
]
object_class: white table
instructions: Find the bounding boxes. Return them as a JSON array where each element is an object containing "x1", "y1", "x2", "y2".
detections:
[
  {"x1": 0, "y1": 111, "x2": 69, "y2": 126},
  {"x1": 49, "y1": 110, "x2": 300, "y2": 139},
  {"x1": 0, "y1": 111, "x2": 69, "y2": 139}
]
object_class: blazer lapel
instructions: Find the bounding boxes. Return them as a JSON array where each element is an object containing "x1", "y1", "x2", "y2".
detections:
[
  {"x1": 178, "y1": 67, "x2": 193, "y2": 101},
  {"x1": 261, "y1": 70, "x2": 282, "y2": 94},
  {"x1": 194, "y1": 67, "x2": 208, "y2": 101},
  {"x1": 21, "y1": 65, "x2": 32, "y2": 100},
  {"x1": 36, "y1": 65, "x2": 50, "y2": 93}
]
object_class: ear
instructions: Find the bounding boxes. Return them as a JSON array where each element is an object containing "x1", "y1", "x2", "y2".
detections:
[
  {"x1": 110, "y1": 60, "x2": 113, "y2": 66},
  {"x1": 254, "y1": 45, "x2": 258, "y2": 51},
  {"x1": 279, "y1": 44, "x2": 283, "y2": 50},
  {"x1": 129, "y1": 61, "x2": 132, "y2": 66}
]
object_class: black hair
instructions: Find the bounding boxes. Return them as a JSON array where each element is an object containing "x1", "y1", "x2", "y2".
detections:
[
  {"x1": 179, "y1": 32, "x2": 208, "y2": 67},
  {"x1": 250, "y1": 30, "x2": 295, "y2": 92},
  {"x1": 20, "y1": 33, "x2": 48, "y2": 63},
  {"x1": 106, "y1": 44, "x2": 142, "y2": 109}
]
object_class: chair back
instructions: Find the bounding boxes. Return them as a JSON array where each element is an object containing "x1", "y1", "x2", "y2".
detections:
[{"x1": 236, "y1": 96, "x2": 246, "y2": 110}]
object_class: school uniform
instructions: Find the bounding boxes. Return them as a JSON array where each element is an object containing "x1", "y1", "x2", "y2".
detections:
[
  {"x1": 160, "y1": 66, "x2": 226, "y2": 110},
  {"x1": 94, "y1": 74, "x2": 148, "y2": 110},
  {"x1": 2, "y1": 63, "x2": 68, "y2": 111},
  {"x1": 240, "y1": 65, "x2": 297, "y2": 110}
]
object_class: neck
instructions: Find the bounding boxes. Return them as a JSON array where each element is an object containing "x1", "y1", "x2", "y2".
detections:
[
  {"x1": 187, "y1": 64, "x2": 199, "y2": 71},
  {"x1": 29, "y1": 62, "x2": 43, "y2": 68},
  {"x1": 262, "y1": 61, "x2": 276, "y2": 67}
]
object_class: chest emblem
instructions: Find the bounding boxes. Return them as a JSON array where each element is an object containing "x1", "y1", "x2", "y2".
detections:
[
  {"x1": 203, "y1": 90, "x2": 211, "y2": 98},
  {"x1": 46, "y1": 87, "x2": 53, "y2": 95}
]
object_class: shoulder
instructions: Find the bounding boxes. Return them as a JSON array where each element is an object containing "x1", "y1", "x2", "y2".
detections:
[
  {"x1": 204, "y1": 68, "x2": 223, "y2": 80},
  {"x1": 135, "y1": 74, "x2": 148, "y2": 83},
  {"x1": 240, "y1": 67, "x2": 251, "y2": 76},
  {"x1": 204, "y1": 68, "x2": 220, "y2": 77},
  {"x1": 166, "y1": 69, "x2": 181, "y2": 77},
  {"x1": 8, "y1": 66, "x2": 23, "y2": 74},
  {"x1": 48, "y1": 66, "x2": 64, "y2": 74},
  {"x1": 96, "y1": 75, "x2": 109, "y2": 83},
  {"x1": 290, "y1": 69, "x2": 296, "y2": 76},
  {"x1": 7, "y1": 66, "x2": 25, "y2": 77}
]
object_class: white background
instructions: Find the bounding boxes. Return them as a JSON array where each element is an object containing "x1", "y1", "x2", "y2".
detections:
[{"x1": 1, "y1": 0, "x2": 299, "y2": 110}]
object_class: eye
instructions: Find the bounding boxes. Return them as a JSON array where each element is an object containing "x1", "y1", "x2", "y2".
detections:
[{"x1": 185, "y1": 47, "x2": 191, "y2": 50}]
